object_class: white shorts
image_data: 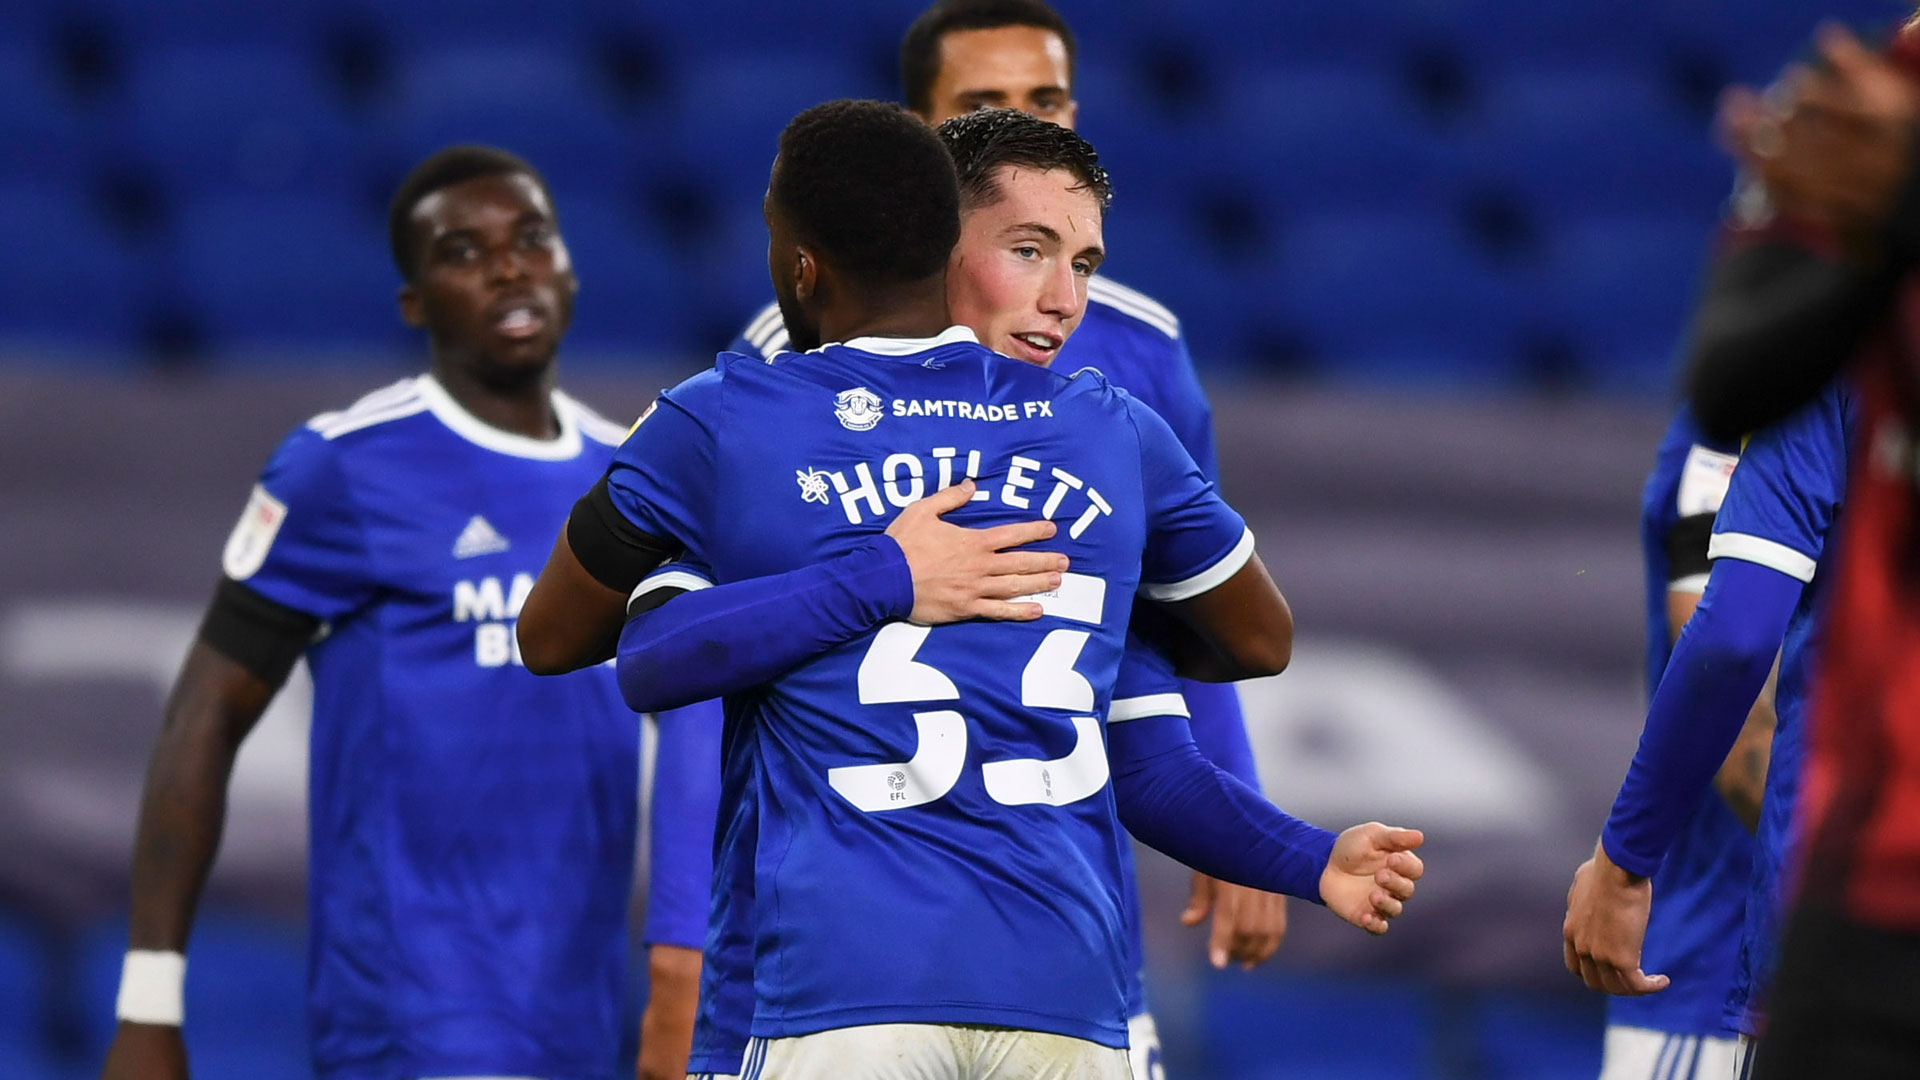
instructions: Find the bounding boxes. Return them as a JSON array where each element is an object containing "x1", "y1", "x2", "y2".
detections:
[
  {"x1": 1599, "y1": 1026, "x2": 1745, "y2": 1080},
  {"x1": 723, "y1": 1022, "x2": 1131, "y2": 1080},
  {"x1": 1125, "y1": 1012, "x2": 1163, "y2": 1080}
]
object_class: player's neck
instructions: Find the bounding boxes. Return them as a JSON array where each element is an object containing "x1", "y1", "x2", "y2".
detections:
[
  {"x1": 818, "y1": 281, "x2": 952, "y2": 346},
  {"x1": 430, "y1": 358, "x2": 561, "y2": 441}
]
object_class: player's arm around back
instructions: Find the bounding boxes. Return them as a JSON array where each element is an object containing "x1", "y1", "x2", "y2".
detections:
[{"x1": 101, "y1": 615, "x2": 306, "y2": 1079}]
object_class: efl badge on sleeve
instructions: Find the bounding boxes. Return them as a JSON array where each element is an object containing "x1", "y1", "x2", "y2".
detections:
[{"x1": 222, "y1": 484, "x2": 288, "y2": 581}]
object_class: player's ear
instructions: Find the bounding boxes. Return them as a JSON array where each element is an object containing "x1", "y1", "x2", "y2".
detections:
[
  {"x1": 794, "y1": 247, "x2": 818, "y2": 304},
  {"x1": 397, "y1": 282, "x2": 426, "y2": 329}
]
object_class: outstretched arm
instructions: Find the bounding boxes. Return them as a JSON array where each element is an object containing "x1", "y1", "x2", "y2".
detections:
[{"x1": 1106, "y1": 693, "x2": 1422, "y2": 936}]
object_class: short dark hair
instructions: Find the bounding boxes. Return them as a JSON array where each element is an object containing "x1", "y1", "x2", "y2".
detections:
[
  {"x1": 772, "y1": 99, "x2": 960, "y2": 285},
  {"x1": 938, "y1": 107, "x2": 1111, "y2": 213},
  {"x1": 899, "y1": 0, "x2": 1078, "y2": 114},
  {"x1": 387, "y1": 145, "x2": 552, "y2": 280}
]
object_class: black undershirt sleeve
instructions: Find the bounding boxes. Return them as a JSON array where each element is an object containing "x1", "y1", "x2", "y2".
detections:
[
  {"x1": 197, "y1": 577, "x2": 321, "y2": 688},
  {"x1": 1665, "y1": 513, "x2": 1717, "y2": 584},
  {"x1": 567, "y1": 475, "x2": 680, "y2": 594},
  {"x1": 1686, "y1": 145, "x2": 1920, "y2": 442}
]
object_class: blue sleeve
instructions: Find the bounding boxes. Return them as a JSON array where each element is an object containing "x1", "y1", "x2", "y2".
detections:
[
  {"x1": 1180, "y1": 679, "x2": 1259, "y2": 786},
  {"x1": 603, "y1": 367, "x2": 724, "y2": 554},
  {"x1": 1154, "y1": 332, "x2": 1223, "y2": 482},
  {"x1": 1706, "y1": 384, "x2": 1850, "y2": 579},
  {"x1": 1108, "y1": 700, "x2": 1336, "y2": 902},
  {"x1": 1600, "y1": 556, "x2": 1804, "y2": 876},
  {"x1": 1123, "y1": 390, "x2": 1253, "y2": 601},
  {"x1": 616, "y1": 544, "x2": 914, "y2": 714},
  {"x1": 643, "y1": 697, "x2": 724, "y2": 949},
  {"x1": 221, "y1": 427, "x2": 375, "y2": 620}
]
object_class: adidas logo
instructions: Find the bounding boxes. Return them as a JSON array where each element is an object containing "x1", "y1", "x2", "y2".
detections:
[{"x1": 453, "y1": 515, "x2": 511, "y2": 559}]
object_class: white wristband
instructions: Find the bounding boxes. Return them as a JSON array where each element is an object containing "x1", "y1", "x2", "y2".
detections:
[{"x1": 115, "y1": 950, "x2": 186, "y2": 1025}]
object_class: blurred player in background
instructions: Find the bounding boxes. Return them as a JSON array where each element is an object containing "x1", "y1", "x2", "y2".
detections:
[
  {"x1": 1594, "y1": 411, "x2": 1768, "y2": 1079},
  {"x1": 1565, "y1": 229, "x2": 1855, "y2": 1071},
  {"x1": 99, "y1": 146, "x2": 642, "y2": 1080},
  {"x1": 1683, "y1": 19, "x2": 1920, "y2": 1077},
  {"x1": 712, "y1": 4, "x2": 1282, "y2": 1073}
]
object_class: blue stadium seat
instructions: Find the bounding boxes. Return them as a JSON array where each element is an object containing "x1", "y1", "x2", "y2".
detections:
[
  {"x1": 1273, "y1": 211, "x2": 1535, "y2": 387},
  {"x1": 172, "y1": 192, "x2": 402, "y2": 356},
  {"x1": 0, "y1": 184, "x2": 143, "y2": 352},
  {"x1": 356, "y1": 0, "x2": 589, "y2": 51},
  {"x1": 63, "y1": 0, "x2": 325, "y2": 47},
  {"x1": 123, "y1": 45, "x2": 366, "y2": 199},
  {"x1": 1411, "y1": 0, "x2": 1660, "y2": 64},
  {"x1": 1462, "y1": 66, "x2": 1730, "y2": 217},
  {"x1": 601, "y1": 0, "x2": 896, "y2": 53},
  {"x1": 387, "y1": 46, "x2": 649, "y2": 198},
  {"x1": 663, "y1": 52, "x2": 887, "y2": 204},
  {"x1": 0, "y1": 43, "x2": 101, "y2": 188},
  {"x1": 79, "y1": 912, "x2": 309, "y2": 1076},
  {"x1": 1201, "y1": 973, "x2": 1439, "y2": 1079},
  {"x1": 0, "y1": 910, "x2": 48, "y2": 1050},
  {"x1": 1542, "y1": 213, "x2": 1714, "y2": 393},
  {"x1": 1472, "y1": 989, "x2": 1605, "y2": 1080},
  {"x1": 551, "y1": 193, "x2": 688, "y2": 356}
]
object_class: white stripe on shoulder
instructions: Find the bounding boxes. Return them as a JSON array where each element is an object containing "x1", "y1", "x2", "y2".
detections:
[
  {"x1": 744, "y1": 303, "x2": 785, "y2": 348},
  {"x1": 759, "y1": 328, "x2": 791, "y2": 360},
  {"x1": 1707, "y1": 532, "x2": 1817, "y2": 583},
  {"x1": 559, "y1": 393, "x2": 632, "y2": 447},
  {"x1": 311, "y1": 398, "x2": 429, "y2": 439},
  {"x1": 305, "y1": 378, "x2": 424, "y2": 437},
  {"x1": 1088, "y1": 277, "x2": 1180, "y2": 339},
  {"x1": 1108, "y1": 693, "x2": 1191, "y2": 723},
  {"x1": 1141, "y1": 527, "x2": 1256, "y2": 602}
]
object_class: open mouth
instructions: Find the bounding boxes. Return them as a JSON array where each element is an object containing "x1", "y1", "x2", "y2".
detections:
[
  {"x1": 493, "y1": 303, "x2": 549, "y2": 340},
  {"x1": 1009, "y1": 331, "x2": 1062, "y2": 363}
]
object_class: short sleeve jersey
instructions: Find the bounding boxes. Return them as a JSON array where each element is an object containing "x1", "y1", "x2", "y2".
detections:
[
  {"x1": 605, "y1": 328, "x2": 1251, "y2": 1048},
  {"x1": 1706, "y1": 380, "x2": 1856, "y2": 1034},
  {"x1": 1607, "y1": 409, "x2": 1755, "y2": 1038},
  {"x1": 223, "y1": 374, "x2": 638, "y2": 1080}
]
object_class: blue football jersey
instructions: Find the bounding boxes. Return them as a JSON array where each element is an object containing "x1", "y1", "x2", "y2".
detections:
[
  {"x1": 605, "y1": 328, "x2": 1252, "y2": 1048},
  {"x1": 727, "y1": 278, "x2": 1234, "y2": 1019},
  {"x1": 1606, "y1": 410, "x2": 1754, "y2": 1037},
  {"x1": 223, "y1": 375, "x2": 638, "y2": 1080},
  {"x1": 1706, "y1": 381, "x2": 1855, "y2": 1035}
]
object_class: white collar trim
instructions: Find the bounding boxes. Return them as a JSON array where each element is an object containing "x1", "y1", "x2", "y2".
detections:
[
  {"x1": 415, "y1": 374, "x2": 583, "y2": 461},
  {"x1": 832, "y1": 325, "x2": 979, "y2": 355}
]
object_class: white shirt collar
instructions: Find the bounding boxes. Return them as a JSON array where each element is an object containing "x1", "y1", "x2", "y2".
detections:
[
  {"x1": 831, "y1": 325, "x2": 979, "y2": 356},
  {"x1": 415, "y1": 373, "x2": 583, "y2": 461}
]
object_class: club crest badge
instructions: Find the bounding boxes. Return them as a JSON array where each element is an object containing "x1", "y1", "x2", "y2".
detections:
[{"x1": 834, "y1": 387, "x2": 884, "y2": 431}]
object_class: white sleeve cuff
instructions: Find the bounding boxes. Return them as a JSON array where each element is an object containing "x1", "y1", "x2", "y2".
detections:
[
  {"x1": 1141, "y1": 527, "x2": 1256, "y2": 602},
  {"x1": 1108, "y1": 693, "x2": 1191, "y2": 723},
  {"x1": 628, "y1": 569, "x2": 716, "y2": 607},
  {"x1": 1707, "y1": 532, "x2": 1817, "y2": 583}
]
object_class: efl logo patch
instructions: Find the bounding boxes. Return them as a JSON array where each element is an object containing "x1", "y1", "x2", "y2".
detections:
[
  {"x1": 834, "y1": 387, "x2": 883, "y2": 431},
  {"x1": 222, "y1": 484, "x2": 287, "y2": 581}
]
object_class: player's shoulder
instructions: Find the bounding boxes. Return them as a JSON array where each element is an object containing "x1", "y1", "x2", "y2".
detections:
[
  {"x1": 300, "y1": 376, "x2": 432, "y2": 445},
  {"x1": 1086, "y1": 276, "x2": 1181, "y2": 342}
]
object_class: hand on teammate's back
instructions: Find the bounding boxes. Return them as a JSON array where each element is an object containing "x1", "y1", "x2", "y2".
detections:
[
  {"x1": 1721, "y1": 23, "x2": 1919, "y2": 238},
  {"x1": 1562, "y1": 840, "x2": 1670, "y2": 996},
  {"x1": 885, "y1": 479, "x2": 1068, "y2": 624},
  {"x1": 99, "y1": 1022, "x2": 186, "y2": 1080},
  {"x1": 1181, "y1": 873, "x2": 1289, "y2": 969},
  {"x1": 1318, "y1": 823, "x2": 1425, "y2": 935}
]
